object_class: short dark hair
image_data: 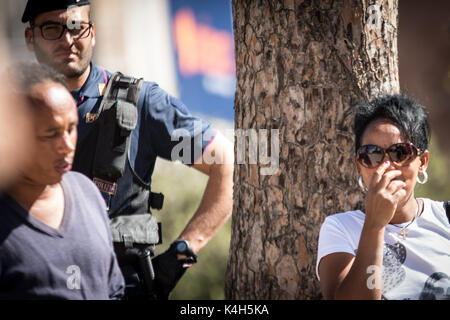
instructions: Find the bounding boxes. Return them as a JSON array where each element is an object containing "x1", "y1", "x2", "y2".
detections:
[
  {"x1": 11, "y1": 63, "x2": 68, "y2": 93},
  {"x1": 353, "y1": 94, "x2": 431, "y2": 153}
]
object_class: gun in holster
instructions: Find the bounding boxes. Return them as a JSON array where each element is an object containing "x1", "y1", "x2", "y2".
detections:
[
  {"x1": 91, "y1": 72, "x2": 164, "y2": 299},
  {"x1": 110, "y1": 214, "x2": 162, "y2": 299}
]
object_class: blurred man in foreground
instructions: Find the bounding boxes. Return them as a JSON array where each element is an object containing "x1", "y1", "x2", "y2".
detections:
[{"x1": 0, "y1": 38, "x2": 31, "y2": 188}]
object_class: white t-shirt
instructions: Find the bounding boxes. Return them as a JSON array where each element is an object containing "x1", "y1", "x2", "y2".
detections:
[{"x1": 316, "y1": 198, "x2": 450, "y2": 300}]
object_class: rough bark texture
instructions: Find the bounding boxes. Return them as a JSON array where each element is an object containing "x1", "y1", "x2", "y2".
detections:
[{"x1": 226, "y1": 0, "x2": 399, "y2": 300}]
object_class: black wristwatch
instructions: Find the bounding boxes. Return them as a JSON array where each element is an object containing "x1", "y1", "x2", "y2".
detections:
[{"x1": 172, "y1": 239, "x2": 198, "y2": 264}]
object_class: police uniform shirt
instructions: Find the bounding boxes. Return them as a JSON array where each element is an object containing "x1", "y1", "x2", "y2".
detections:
[{"x1": 71, "y1": 62, "x2": 217, "y2": 216}]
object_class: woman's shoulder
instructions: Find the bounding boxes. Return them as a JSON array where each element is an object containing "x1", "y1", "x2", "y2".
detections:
[
  {"x1": 421, "y1": 197, "x2": 444, "y2": 209},
  {"x1": 319, "y1": 210, "x2": 366, "y2": 238},
  {"x1": 323, "y1": 209, "x2": 365, "y2": 226},
  {"x1": 420, "y1": 198, "x2": 449, "y2": 225}
]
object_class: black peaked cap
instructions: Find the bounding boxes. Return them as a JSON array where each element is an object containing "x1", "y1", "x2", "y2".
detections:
[{"x1": 22, "y1": 0, "x2": 90, "y2": 23}]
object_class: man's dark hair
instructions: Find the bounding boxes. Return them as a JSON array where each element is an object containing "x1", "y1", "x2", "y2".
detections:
[
  {"x1": 12, "y1": 63, "x2": 68, "y2": 93},
  {"x1": 353, "y1": 94, "x2": 431, "y2": 153}
]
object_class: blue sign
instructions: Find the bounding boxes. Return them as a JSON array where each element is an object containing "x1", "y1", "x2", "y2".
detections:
[{"x1": 169, "y1": 0, "x2": 235, "y2": 120}]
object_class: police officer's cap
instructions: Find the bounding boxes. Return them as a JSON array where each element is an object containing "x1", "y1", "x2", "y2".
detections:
[{"x1": 22, "y1": 0, "x2": 91, "y2": 23}]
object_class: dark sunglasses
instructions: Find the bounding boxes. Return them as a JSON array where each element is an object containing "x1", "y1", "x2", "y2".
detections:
[
  {"x1": 32, "y1": 22, "x2": 92, "y2": 41},
  {"x1": 356, "y1": 142, "x2": 421, "y2": 169}
]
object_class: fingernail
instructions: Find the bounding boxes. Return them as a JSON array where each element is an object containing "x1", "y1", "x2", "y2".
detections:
[{"x1": 385, "y1": 161, "x2": 390, "y2": 165}]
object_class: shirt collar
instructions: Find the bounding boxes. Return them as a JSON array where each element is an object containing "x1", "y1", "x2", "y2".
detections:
[{"x1": 72, "y1": 61, "x2": 110, "y2": 99}]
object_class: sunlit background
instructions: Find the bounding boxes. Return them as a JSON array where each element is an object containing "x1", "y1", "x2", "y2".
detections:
[{"x1": 0, "y1": 0, "x2": 448, "y2": 300}]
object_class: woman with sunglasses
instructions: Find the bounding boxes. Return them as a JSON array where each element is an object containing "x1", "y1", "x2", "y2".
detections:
[{"x1": 316, "y1": 94, "x2": 450, "y2": 300}]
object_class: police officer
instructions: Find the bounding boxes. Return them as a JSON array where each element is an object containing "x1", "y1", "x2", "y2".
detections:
[{"x1": 21, "y1": 0, "x2": 234, "y2": 299}]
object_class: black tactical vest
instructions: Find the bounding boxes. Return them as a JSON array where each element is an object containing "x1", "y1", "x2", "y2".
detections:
[{"x1": 73, "y1": 72, "x2": 163, "y2": 217}]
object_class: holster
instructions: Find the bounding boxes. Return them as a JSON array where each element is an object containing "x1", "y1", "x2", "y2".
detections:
[{"x1": 110, "y1": 214, "x2": 162, "y2": 299}]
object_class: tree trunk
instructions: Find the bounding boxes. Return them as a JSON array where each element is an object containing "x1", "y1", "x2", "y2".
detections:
[{"x1": 226, "y1": 0, "x2": 399, "y2": 299}]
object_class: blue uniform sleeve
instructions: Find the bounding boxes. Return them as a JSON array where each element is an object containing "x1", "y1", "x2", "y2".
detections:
[{"x1": 139, "y1": 82, "x2": 217, "y2": 165}]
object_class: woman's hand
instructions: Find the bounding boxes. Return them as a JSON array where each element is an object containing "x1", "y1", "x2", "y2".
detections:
[{"x1": 364, "y1": 161, "x2": 407, "y2": 229}]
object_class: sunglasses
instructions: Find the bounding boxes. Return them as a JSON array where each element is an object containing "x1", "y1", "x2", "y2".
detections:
[{"x1": 356, "y1": 142, "x2": 421, "y2": 169}]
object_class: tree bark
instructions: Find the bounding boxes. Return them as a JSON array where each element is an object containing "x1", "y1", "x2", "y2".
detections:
[{"x1": 226, "y1": 0, "x2": 399, "y2": 299}]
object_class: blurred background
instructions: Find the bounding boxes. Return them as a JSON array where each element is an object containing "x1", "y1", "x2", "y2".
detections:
[{"x1": 0, "y1": 0, "x2": 448, "y2": 300}]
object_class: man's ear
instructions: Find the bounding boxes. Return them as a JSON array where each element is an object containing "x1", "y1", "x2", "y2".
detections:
[
  {"x1": 90, "y1": 23, "x2": 96, "y2": 48},
  {"x1": 24, "y1": 27, "x2": 35, "y2": 52}
]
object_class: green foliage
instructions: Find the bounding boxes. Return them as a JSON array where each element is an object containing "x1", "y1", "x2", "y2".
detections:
[
  {"x1": 150, "y1": 158, "x2": 231, "y2": 300},
  {"x1": 415, "y1": 139, "x2": 450, "y2": 201}
]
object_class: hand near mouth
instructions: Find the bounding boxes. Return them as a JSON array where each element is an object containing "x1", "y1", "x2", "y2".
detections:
[{"x1": 364, "y1": 161, "x2": 407, "y2": 230}]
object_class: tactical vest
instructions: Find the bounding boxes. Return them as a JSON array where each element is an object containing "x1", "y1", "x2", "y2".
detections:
[{"x1": 73, "y1": 72, "x2": 163, "y2": 296}]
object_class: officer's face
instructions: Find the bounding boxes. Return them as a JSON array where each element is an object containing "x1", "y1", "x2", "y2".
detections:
[
  {"x1": 23, "y1": 81, "x2": 78, "y2": 186},
  {"x1": 25, "y1": 6, "x2": 95, "y2": 79}
]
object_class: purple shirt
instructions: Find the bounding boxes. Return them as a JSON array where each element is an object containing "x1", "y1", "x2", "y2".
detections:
[{"x1": 0, "y1": 172, "x2": 125, "y2": 300}]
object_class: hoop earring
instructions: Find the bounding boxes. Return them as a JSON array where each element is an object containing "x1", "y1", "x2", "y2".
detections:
[
  {"x1": 358, "y1": 176, "x2": 368, "y2": 192},
  {"x1": 416, "y1": 171, "x2": 428, "y2": 184}
]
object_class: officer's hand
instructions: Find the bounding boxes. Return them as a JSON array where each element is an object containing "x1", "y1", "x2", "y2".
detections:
[{"x1": 151, "y1": 244, "x2": 189, "y2": 300}]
